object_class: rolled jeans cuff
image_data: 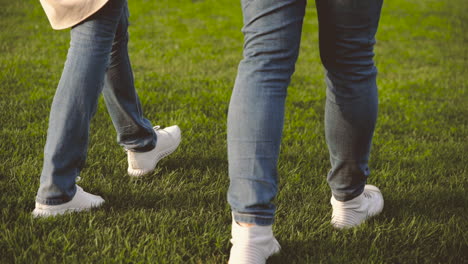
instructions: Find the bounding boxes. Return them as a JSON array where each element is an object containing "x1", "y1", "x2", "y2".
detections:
[{"x1": 232, "y1": 211, "x2": 275, "y2": 226}]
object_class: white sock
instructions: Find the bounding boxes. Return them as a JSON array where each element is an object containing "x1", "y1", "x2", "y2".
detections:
[{"x1": 228, "y1": 218, "x2": 280, "y2": 264}]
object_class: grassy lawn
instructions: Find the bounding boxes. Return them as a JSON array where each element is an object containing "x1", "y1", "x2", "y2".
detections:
[{"x1": 1, "y1": 0, "x2": 467, "y2": 263}]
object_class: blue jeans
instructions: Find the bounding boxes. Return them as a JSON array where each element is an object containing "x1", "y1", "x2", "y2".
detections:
[
  {"x1": 36, "y1": 0, "x2": 156, "y2": 205},
  {"x1": 228, "y1": 0, "x2": 383, "y2": 225}
]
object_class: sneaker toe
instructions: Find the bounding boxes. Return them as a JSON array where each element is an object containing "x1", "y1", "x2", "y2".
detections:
[{"x1": 161, "y1": 125, "x2": 181, "y2": 140}]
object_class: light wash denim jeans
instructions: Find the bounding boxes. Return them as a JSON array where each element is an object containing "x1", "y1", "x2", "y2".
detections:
[
  {"x1": 36, "y1": 0, "x2": 156, "y2": 205},
  {"x1": 228, "y1": 0, "x2": 383, "y2": 225}
]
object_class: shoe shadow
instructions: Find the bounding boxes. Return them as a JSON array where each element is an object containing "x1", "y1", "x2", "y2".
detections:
[
  {"x1": 99, "y1": 155, "x2": 229, "y2": 212},
  {"x1": 267, "y1": 241, "x2": 311, "y2": 264},
  {"x1": 378, "y1": 185, "x2": 466, "y2": 223}
]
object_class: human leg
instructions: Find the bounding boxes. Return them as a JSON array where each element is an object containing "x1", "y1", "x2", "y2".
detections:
[
  {"x1": 102, "y1": 2, "x2": 156, "y2": 152},
  {"x1": 227, "y1": 0, "x2": 306, "y2": 262},
  {"x1": 228, "y1": 0, "x2": 306, "y2": 227},
  {"x1": 316, "y1": 0, "x2": 384, "y2": 227},
  {"x1": 101, "y1": 3, "x2": 181, "y2": 177},
  {"x1": 36, "y1": 0, "x2": 126, "y2": 206}
]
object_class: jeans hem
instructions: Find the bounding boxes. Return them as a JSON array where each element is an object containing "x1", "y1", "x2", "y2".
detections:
[
  {"x1": 331, "y1": 188, "x2": 364, "y2": 202},
  {"x1": 35, "y1": 191, "x2": 75, "y2": 205},
  {"x1": 122, "y1": 130, "x2": 157, "y2": 153},
  {"x1": 126, "y1": 141, "x2": 156, "y2": 153},
  {"x1": 232, "y1": 211, "x2": 275, "y2": 226}
]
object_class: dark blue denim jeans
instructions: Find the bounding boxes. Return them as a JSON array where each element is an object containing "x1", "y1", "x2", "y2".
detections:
[
  {"x1": 228, "y1": 0, "x2": 383, "y2": 225},
  {"x1": 36, "y1": 0, "x2": 156, "y2": 205}
]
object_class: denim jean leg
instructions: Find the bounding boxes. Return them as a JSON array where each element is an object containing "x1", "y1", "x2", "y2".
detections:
[
  {"x1": 102, "y1": 3, "x2": 156, "y2": 152},
  {"x1": 36, "y1": 0, "x2": 126, "y2": 205},
  {"x1": 316, "y1": 0, "x2": 383, "y2": 201},
  {"x1": 227, "y1": 0, "x2": 306, "y2": 225}
]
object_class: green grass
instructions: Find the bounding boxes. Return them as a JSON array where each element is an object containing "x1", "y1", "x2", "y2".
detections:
[{"x1": 1, "y1": 0, "x2": 467, "y2": 263}]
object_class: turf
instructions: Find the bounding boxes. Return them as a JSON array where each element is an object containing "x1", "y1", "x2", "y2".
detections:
[{"x1": 0, "y1": 0, "x2": 467, "y2": 263}]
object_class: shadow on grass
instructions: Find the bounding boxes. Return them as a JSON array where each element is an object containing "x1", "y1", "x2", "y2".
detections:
[
  {"x1": 99, "y1": 155, "x2": 228, "y2": 212},
  {"x1": 380, "y1": 186, "x2": 467, "y2": 222},
  {"x1": 162, "y1": 154, "x2": 228, "y2": 172}
]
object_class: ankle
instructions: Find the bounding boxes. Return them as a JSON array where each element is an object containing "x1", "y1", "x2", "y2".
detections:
[{"x1": 238, "y1": 222, "x2": 256, "y2": 227}]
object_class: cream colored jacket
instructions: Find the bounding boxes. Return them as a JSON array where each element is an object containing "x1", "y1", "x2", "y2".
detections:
[{"x1": 40, "y1": 0, "x2": 109, "y2": 30}]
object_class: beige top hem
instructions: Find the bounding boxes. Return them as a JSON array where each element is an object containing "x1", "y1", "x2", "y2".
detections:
[{"x1": 40, "y1": 0, "x2": 109, "y2": 30}]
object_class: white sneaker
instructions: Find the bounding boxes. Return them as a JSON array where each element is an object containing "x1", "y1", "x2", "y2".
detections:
[
  {"x1": 127, "y1": 125, "x2": 181, "y2": 177},
  {"x1": 32, "y1": 185, "x2": 104, "y2": 217},
  {"x1": 331, "y1": 184, "x2": 384, "y2": 229},
  {"x1": 228, "y1": 218, "x2": 281, "y2": 264}
]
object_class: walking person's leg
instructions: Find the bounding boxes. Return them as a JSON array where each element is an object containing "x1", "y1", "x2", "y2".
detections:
[
  {"x1": 227, "y1": 0, "x2": 306, "y2": 262},
  {"x1": 101, "y1": 2, "x2": 181, "y2": 178},
  {"x1": 102, "y1": 2, "x2": 156, "y2": 153},
  {"x1": 316, "y1": 0, "x2": 384, "y2": 228},
  {"x1": 33, "y1": 0, "x2": 128, "y2": 217}
]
